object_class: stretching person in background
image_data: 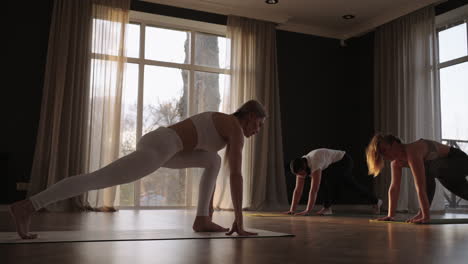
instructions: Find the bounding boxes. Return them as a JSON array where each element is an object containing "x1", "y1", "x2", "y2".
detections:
[
  {"x1": 283, "y1": 148, "x2": 382, "y2": 216},
  {"x1": 366, "y1": 133, "x2": 468, "y2": 224},
  {"x1": 9, "y1": 100, "x2": 266, "y2": 239}
]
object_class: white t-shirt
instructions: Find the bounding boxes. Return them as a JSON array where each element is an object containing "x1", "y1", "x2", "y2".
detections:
[{"x1": 303, "y1": 148, "x2": 346, "y2": 173}]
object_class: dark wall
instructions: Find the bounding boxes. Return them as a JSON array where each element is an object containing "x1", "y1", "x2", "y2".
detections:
[
  {"x1": 3, "y1": 1, "x2": 54, "y2": 203},
  {"x1": 277, "y1": 31, "x2": 376, "y2": 205},
  {"x1": 338, "y1": 33, "x2": 377, "y2": 204},
  {"x1": 435, "y1": 0, "x2": 468, "y2": 15}
]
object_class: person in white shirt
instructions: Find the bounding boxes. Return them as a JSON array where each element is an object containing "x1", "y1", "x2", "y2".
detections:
[{"x1": 283, "y1": 148, "x2": 382, "y2": 216}]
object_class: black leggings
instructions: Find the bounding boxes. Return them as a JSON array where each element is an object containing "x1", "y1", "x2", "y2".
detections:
[
  {"x1": 321, "y1": 154, "x2": 378, "y2": 208},
  {"x1": 426, "y1": 147, "x2": 468, "y2": 205}
]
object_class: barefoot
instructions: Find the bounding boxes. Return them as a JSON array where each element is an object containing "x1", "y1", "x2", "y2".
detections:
[
  {"x1": 373, "y1": 199, "x2": 383, "y2": 215},
  {"x1": 209, "y1": 208, "x2": 214, "y2": 221},
  {"x1": 99, "y1": 206, "x2": 117, "y2": 212},
  {"x1": 316, "y1": 207, "x2": 333, "y2": 216},
  {"x1": 193, "y1": 216, "x2": 229, "y2": 232},
  {"x1": 8, "y1": 200, "x2": 38, "y2": 239}
]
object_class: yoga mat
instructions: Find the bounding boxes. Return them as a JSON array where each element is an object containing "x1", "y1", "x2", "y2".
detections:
[
  {"x1": 245, "y1": 212, "x2": 376, "y2": 217},
  {"x1": 0, "y1": 228, "x2": 293, "y2": 244},
  {"x1": 369, "y1": 218, "x2": 468, "y2": 225},
  {"x1": 245, "y1": 213, "x2": 294, "y2": 217}
]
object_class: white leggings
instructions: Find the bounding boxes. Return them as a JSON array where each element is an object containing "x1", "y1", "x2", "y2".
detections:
[{"x1": 29, "y1": 127, "x2": 221, "y2": 216}]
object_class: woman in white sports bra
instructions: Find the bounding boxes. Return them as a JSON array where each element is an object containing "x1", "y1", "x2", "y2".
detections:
[
  {"x1": 366, "y1": 133, "x2": 468, "y2": 224},
  {"x1": 9, "y1": 100, "x2": 266, "y2": 239}
]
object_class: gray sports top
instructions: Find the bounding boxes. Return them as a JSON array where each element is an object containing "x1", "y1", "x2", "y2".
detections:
[{"x1": 420, "y1": 139, "x2": 441, "y2": 161}]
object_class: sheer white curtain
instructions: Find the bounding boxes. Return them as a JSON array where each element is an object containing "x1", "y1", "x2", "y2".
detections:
[
  {"x1": 374, "y1": 6, "x2": 445, "y2": 212},
  {"x1": 85, "y1": 0, "x2": 131, "y2": 210},
  {"x1": 27, "y1": 0, "x2": 131, "y2": 212},
  {"x1": 28, "y1": 0, "x2": 94, "y2": 211},
  {"x1": 214, "y1": 16, "x2": 288, "y2": 211}
]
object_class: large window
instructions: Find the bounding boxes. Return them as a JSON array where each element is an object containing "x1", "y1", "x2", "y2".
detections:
[
  {"x1": 436, "y1": 19, "x2": 468, "y2": 208},
  {"x1": 95, "y1": 14, "x2": 230, "y2": 208},
  {"x1": 437, "y1": 21, "x2": 468, "y2": 151}
]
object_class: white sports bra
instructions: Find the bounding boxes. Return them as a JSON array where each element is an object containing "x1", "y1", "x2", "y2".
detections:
[{"x1": 190, "y1": 112, "x2": 227, "y2": 152}]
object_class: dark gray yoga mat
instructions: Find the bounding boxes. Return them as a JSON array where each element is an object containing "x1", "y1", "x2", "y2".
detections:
[
  {"x1": 245, "y1": 212, "x2": 377, "y2": 217},
  {"x1": 0, "y1": 228, "x2": 294, "y2": 244},
  {"x1": 369, "y1": 218, "x2": 468, "y2": 225}
]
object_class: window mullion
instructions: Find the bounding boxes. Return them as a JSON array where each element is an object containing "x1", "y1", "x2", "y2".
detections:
[
  {"x1": 122, "y1": 18, "x2": 229, "y2": 209},
  {"x1": 128, "y1": 59, "x2": 229, "y2": 74},
  {"x1": 438, "y1": 55, "x2": 468, "y2": 69},
  {"x1": 137, "y1": 59, "x2": 193, "y2": 70},
  {"x1": 184, "y1": 30, "x2": 196, "y2": 208},
  {"x1": 134, "y1": 22, "x2": 146, "y2": 209}
]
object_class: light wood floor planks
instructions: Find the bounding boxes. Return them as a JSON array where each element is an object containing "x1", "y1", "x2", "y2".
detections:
[{"x1": 1, "y1": 209, "x2": 467, "y2": 264}]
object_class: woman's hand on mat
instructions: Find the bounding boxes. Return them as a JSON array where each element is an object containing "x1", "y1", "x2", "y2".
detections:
[
  {"x1": 226, "y1": 221, "x2": 258, "y2": 236},
  {"x1": 294, "y1": 210, "x2": 311, "y2": 216},
  {"x1": 282, "y1": 210, "x2": 295, "y2": 215},
  {"x1": 375, "y1": 216, "x2": 395, "y2": 221}
]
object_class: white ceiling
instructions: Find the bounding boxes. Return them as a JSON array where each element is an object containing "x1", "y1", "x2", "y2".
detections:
[{"x1": 142, "y1": 0, "x2": 443, "y2": 39}]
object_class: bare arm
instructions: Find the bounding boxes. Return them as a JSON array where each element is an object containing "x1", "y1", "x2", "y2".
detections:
[
  {"x1": 407, "y1": 150, "x2": 430, "y2": 222},
  {"x1": 296, "y1": 170, "x2": 321, "y2": 215},
  {"x1": 224, "y1": 119, "x2": 256, "y2": 235},
  {"x1": 284, "y1": 176, "x2": 305, "y2": 213},
  {"x1": 306, "y1": 170, "x2": 322, "y2": 212},
  {"x1": 387, "y1": 161, "x2": 403, "y2": 218},
  {"x1": 227, "y1": 128, "x2": 244, "y2": 226}
]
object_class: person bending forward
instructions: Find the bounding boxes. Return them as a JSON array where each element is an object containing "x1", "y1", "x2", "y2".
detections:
[
  {"x1": 366, "y1": 133, "x2": 468, "y2": 223},
  {"x1": 284, "y1": 148, "x2": 382, "y2": 216}
]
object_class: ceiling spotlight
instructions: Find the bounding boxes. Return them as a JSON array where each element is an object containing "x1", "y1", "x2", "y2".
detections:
[
  {"x1": 342, "y1": 14, "x2": 355, "y2": 20},
  {"x1": 265, "y1": 0, "x2": 279, "y2": 4}
]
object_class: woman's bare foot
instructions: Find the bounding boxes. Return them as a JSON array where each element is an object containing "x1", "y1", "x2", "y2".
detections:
[
  {"x1": 373, "y1": 199, "x2": 383, "y2": 215},
  {"x1": 316, "y1": 207, "x2": 333, "y2": 216},
  {"x1": 99, "y1": 206, "x2": 117, "y2": 212},
  {"x1": 193, "y1": 216, "x2": 229, "y2": 232},
  {"x1": 209, "y1": 207, "x2": 214, "y2": 221},
  {"x1": 8, "y1": 200, "x2": 37, "y2": 239}
]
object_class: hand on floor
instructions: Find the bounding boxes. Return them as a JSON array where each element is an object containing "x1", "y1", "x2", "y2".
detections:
[{"x1": 226, "y1": 221, "x2": 258, "y2": 236}]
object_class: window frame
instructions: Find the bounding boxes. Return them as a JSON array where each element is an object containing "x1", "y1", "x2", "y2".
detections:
[
  {"x1": 435, "y1": 19, "x2": 468, "y2": 144},
  {"x1": 435, "y1": 15, "x2": 468, "y2": 209},
  {"x1": 436, "y1": 20, "x2": 468, "y2": 68},
  {"x1": 117, "y1": 12, "x2": 230, "y2": 209}
]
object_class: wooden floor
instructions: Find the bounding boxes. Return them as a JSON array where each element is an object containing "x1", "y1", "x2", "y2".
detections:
[{"x1": 1, "y1": 209, "x2": 468, "y2": 264}]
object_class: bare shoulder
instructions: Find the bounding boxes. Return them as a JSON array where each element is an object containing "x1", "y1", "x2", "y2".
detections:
[
  {"x1": 405, "y1": 140, "x2": 425, "y2": 159},
  {"x1": 410, "y1": 138, "x2": 450, "y2": 157},
  {"x1": 212, "y1": 112, "x2": 243, "y2": 140}
]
